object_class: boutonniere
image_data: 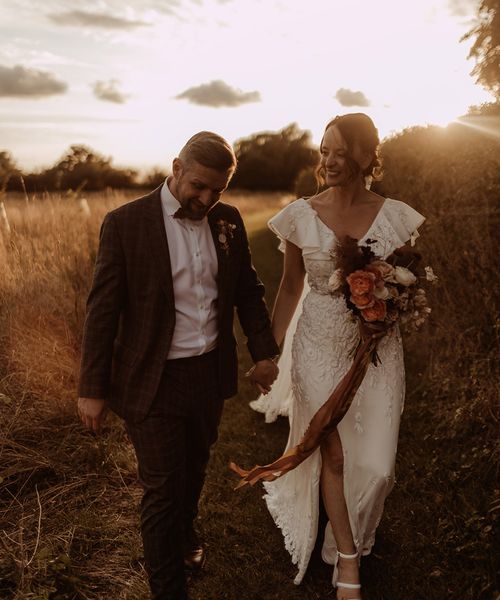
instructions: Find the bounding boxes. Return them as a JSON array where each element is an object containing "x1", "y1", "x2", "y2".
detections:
[{"x1": 216, "y1": 219, "x2": 237, "y2": 254}]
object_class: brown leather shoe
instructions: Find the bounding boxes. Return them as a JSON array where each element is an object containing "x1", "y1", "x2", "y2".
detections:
[
  {"x1": 183, "y1": 545, "x2": 206, "y2": 571},
  {"x1": 184, "y1": 529, "x2": 206, "y2": 571}
]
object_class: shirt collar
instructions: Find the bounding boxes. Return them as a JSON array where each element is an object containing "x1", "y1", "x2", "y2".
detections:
[{"x1": 161, "y1": 176, "x2": 181, "y2": 216}]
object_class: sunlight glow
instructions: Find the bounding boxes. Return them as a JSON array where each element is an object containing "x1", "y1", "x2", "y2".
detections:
[
  {"x1": 453, "y1": 116, "x2": 500, "y2": 139},
  {"x1": 0, "y1": 0, "x2": 493, "y2": 169}
]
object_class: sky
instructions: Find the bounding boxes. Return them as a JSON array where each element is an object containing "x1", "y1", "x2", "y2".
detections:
[{"x1": 0, "y1": 0, "x2": 493, "y2": 172}]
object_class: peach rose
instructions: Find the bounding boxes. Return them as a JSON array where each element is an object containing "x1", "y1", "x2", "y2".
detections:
[
  {"x1": 350, "y1": 293, "x2": 375, "y2": 309},
  {"x1": 346, "y1": 270, "x2": 376, "y2": 296},
  {"x1": 361, "y1": 299, "x2": 387, "y2": 322},
  {"x1": 367, "y1": 260, "x2": 395, "y2": 282}
]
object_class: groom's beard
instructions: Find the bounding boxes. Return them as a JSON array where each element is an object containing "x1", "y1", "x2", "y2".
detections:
[{"x1": 181, "y1": 198, "x2": 216, "y2": 220}]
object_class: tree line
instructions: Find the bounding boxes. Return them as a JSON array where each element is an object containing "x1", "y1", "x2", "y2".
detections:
[
  {"x1": 0, "y1": 123, "x2": 319, "y2": 195},
  {"x1": 2, "y1": 103, "x2": 499, "y2": 198}
]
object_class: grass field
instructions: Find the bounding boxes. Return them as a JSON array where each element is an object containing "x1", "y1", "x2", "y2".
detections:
[{"x1": 0, "y1": 178, "x2": 497, "y2": 599}]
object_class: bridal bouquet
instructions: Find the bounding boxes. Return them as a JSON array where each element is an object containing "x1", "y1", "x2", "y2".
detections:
[
  {"x1": 230, "y1": 238, "x2": 438, "y2": 489},
  {"x1": 331, "y1": 236, "x2": 437, "y2": 335}
]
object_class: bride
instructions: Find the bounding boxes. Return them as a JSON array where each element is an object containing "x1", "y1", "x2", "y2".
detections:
[{"x1": 250, "y1": 113, "x2": 425, "y2": 598}]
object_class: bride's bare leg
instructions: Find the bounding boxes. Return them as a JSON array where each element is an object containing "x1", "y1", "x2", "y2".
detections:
[{"x1": 321, "y1": 429, "x2": 361, "y2": 599}]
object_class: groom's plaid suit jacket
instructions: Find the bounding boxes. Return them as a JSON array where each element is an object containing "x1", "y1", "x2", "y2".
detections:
[{"x1": 78, "y1": 186, "x2": 279, "y2": 423}]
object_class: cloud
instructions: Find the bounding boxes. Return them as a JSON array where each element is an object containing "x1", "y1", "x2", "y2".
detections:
[
  {"x1": 142, "y1": 0, "x2": 181, "y2": 14},
  {"x1": 335, "y1": 88, "x2": 370, "y2": 107},
  {"x1": 175, "y1": 80, "x2": 261, "y2": 107},
  {"x1": 0, "y1": 64, "x2": 67, "y2": 98},
  {"x1": 48, "y1": 10, "x2": 150, "y2": 29},
  {"x1": 92, "y1": 80, "x2": 128, "y2": 104}
]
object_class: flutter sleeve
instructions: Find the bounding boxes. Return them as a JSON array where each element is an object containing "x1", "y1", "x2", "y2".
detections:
[
  {"x1": 268, "y1": 201, "x2": 300, "y2": 253},
  {"x1": 268, "y1": 199, "x2": 322, "y2": 255},
  {"x1": 386, "y1": 199, "x2": 426, "y2": 247}
]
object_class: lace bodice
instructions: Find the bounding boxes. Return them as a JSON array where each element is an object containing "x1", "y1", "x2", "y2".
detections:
[{"x1": 305, "y1": 258, "x2": 336, "y2": 294}]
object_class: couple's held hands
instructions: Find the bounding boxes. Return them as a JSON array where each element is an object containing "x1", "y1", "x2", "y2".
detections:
[
  {"x1": 246, "y1": 358, "x2": 279, "y2": 395},
  {"x1": 77, "y1": 397, "x2": 108, "y2": 432},
  {"x1": 78, "y1": 357, "x2": 279, "y2": 429}
]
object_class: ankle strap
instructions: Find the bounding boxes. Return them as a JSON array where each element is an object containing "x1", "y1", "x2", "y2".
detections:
[
  {"x1": 337, "y1": 582, "x2": 362, "y2": 589},
  {"x1": 337, "y1": 550, "x2": 359, "y2": 560}
]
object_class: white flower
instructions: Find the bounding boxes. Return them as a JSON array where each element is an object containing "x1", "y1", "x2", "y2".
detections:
[
  {"x1": 394, "y1": 266, "x2": 417, "y2": 286},
  {"x1": 328, "y1": 269, "x2": 343, "y2": 291},
  {"x1": 425, "y1": 266, "x2": 439, "y2": 283},
  {"x1": 218, "y1": 233, "x2": 227, "y2": 243},
  {"x1": 373, "y1": 285, "x2": 390, "y2": 300}
]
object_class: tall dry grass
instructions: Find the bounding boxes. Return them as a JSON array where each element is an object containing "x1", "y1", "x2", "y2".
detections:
[{"x1": 0, "y1": 190, "x2": 136, "y2": 599}]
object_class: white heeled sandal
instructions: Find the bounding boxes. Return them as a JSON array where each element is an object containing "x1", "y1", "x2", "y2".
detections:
[{"x1": 332, "y1": 550, "x2": 362, "y2": 599}]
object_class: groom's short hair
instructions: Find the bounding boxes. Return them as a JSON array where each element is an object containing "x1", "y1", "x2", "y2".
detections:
[{"x1": 179, "y1": 131, "x2": 237, "y2": 173}]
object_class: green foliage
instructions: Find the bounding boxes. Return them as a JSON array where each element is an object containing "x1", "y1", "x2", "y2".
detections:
[
  {"x1": 0, "y1": 151, "x2": 19, "y2": 193},
  {"x1": 2, "y1": 123, "x2": 320, "y2": 194},
  {"x1": 140, "y1": 167, "x2": 168, "y2": 189},
  {"x1": 231, "y1": 123, "x2": 319, "y2": 191},
  {"x1": 467, "y1": 100, "x2": 500, "y2": 115},
  {"x1": 373, "y1": 122, "x2": 498, "y2": 598},
  {"x1": 294, "y1": 166, "x2": 321, "y2": 198},
  {"x1": 1, "y1": 123, "x2": 320, "y2": 195},
  {"x1": 5, "y1": 145, "x2": 138, "y2": 194},
  {"x1": 462, "y1": 0, "x2": 500, "y2": 99}
]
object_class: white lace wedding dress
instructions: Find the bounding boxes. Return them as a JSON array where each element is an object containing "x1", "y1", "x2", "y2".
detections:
[{"x1": 250, "y1": 197, "x2": 425, "y2": 584}]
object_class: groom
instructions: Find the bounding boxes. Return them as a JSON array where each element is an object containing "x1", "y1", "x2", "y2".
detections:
[{"x1": 77, "y1": 131, "x2": 279, "y2": 599}]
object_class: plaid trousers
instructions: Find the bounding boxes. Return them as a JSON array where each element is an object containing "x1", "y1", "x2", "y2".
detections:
[{"x1": 126, "y1": 349, "x2": 224, "y2": 600}]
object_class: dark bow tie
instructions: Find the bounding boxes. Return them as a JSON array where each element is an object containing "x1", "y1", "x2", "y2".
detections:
[{"x1": 173, "y1": 208, "x2": 188, "y2": 219}]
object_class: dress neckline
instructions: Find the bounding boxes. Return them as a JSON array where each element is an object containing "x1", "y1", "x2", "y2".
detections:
[{"x1": 303, "y1": 197, "x2": 388, "y2": 243}]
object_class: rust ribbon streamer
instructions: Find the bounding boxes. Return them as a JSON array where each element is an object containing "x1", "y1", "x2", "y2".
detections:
[{"x1": 230, "y1": 321, "x2": 390, "y2": 489}]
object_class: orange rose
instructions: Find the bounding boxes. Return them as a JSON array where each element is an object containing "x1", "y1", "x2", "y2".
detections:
[
  {"x1": 346, "y1": 270, "x2": 376, "y2": 296},
  {"x1": 361, "y1": 299, "x2": 387, "y2": 322},
  {"x1": 350, "y1": 293, "x2": 375, "y2": 309}
]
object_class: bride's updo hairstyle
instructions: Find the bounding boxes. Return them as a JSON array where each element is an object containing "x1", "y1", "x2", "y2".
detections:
[{"x1": 319, "y1": 113, "x2": 383, "y2": 184}]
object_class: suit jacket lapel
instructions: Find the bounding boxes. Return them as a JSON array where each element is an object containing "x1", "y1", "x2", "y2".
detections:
[{"x1": 144, "y1": 188, "x2": 175, "y2": 306}]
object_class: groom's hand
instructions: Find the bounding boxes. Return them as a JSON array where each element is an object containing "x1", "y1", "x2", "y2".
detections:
[
  {"x1": 247, "y1": 359, "x2": 279, "y2": 395},
  {"x1": 77, "y1": 397, "x2": 108, "y2": 432}
]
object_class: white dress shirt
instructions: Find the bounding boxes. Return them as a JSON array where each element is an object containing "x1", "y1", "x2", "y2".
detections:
[{"x1": 160, "y1": 178, "x2": 219, "y2": 359}]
